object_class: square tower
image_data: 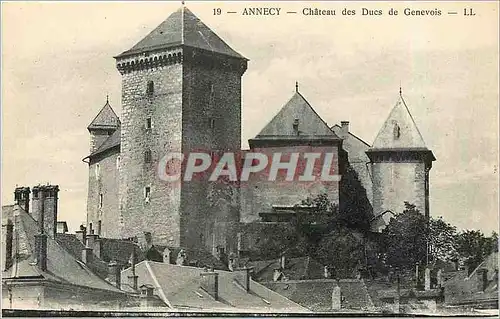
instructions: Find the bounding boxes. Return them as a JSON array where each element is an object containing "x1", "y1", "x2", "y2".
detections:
[{"x1": 114, "y1": 6, "x2": 247, "y2": 248}]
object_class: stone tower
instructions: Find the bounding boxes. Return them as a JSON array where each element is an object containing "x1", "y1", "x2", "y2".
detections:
[
  {"x1": 114, "y1": 6, "x2": 247, "y2": 248},
  {"x1": 367, "y1": 92, "x2": 435, "y2": 232}
]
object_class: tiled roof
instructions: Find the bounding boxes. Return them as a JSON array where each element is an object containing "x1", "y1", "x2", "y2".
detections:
[
  {"x1": 3, "y1": 206, "x2": 123, "y2": 293},
  {"x1": 157, "y1": 246, "x2": 228, "y2": 271},
  {"x1": 246, "y1": 256, "x2": 325, "y2": 282},
  {"x1": 117, "y1": 7, "x2": 245, "y2": 60},
  {"x1": 252, "y1": 92, "x2": 340, "y2": 141},
  {"x1": 120, "y1": 260, "x2": 309, "y2": 312},
  {"x1": 85, "y1": 127, "x2": 121, "y2": 160},
  {"x1": 371, "y1": 94, "x2": 428, "y2": 150},
  {"x1": 55, "y1": 233, "x2": 109, "y2": 279},
  {"x1": 87, "y1": 100, "x2": 120, "y2": 131},
  {"x1": 263, "y1": 279, "x2": 374, "y2": 312}
]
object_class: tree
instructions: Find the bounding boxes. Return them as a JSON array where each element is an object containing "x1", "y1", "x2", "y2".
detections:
[
  {"x1": 455, "y1": 230, "x2": 497, "y2": 272},
  {"x1": 429, "y1": 216, "x2": 459, "y2": 263},
  {"x1": 315, "y1": 226, "x2": 365, "y2": 278},
  {"x1": 381, "y1": 202, "x2": 428, "y2": 270}
]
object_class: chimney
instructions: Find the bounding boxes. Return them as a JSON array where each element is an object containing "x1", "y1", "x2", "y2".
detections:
[
  {"x1": 3, "y1": 219, "x2": 14, "y2": 271},
  {"x1": 331, "y1": 285, "x2": 341, "y2": 310},
  {"x1": 14, "y1": 187, "x2": 30, "y2": 213},
  {"x1": 128, "y1": 246, "x2": 138, "y2": 290},
  {"x1": 31, "y1": 185, "x2": 44, "y2": 224},
  {"x1": 280, "y1": 255, "x2": 286, "y2": 269},
  {"x1": 43, "y1": 185, "x2": 59, "y2": 238},
  {"x1": 142, "y1": 231, "x2": 153, "y2": 251},
  {"x1": 82, "y1": 246, "x2": 93, "y2": 264},
  {"x1": 108, "y1": 261, "x2": 121, "y2": 288},
  {"x1": 477, "y1": 268, "x2": 488, "y2": 291},
  {"x1": 34, "y1": 233, "x2": 48, "y2": 271},
  {"x1": 75, "y1": 225, "x2": 87, "y2": 244},
  {"x1": 200, "y1": 272, "x2": 219, "y2": 300},
  {"x1": 86, "y1": 233, "x2": 101, "y2": 259},
  {"x1": 234, "y1": 267, "x2": 252, "y2": 292},
  {"x1": 162, "y1": 247, "x2": 172, "y2": 264},
  {"x1": 340, "y1": 121, "x2": 349, "y2": 138}
]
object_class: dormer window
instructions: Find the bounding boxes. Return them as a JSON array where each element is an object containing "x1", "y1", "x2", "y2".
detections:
[
  {"x1": 393, "y1": 123, "x2": 401, "y2": 139},
  {"x1": 146, "y1": 81, "x2": 154, "y2": 96},
  {"x1": 292, "y1": 118, "x2": 299, "y2": 135}
]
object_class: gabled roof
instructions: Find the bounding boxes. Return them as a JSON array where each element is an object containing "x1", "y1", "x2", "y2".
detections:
[
  {"x1": 3, "y1": 206, "x2": 123, "y2": 293},
  {"x1": 117, "y1": 7, "x2": 245, "y2": 60},
  {"x1": 331, "y1": 124, "x2": 371, "y2": 147},
  {"x1": 87, "y1": 100, "x2": 120, "y2": 131},
  {"x1": 121, "y1": 261, "x2": 309, "y2": 312},
  {"x1": 253, "y1": 91, "x2": 340, "y2": 140},
  {"x1": 371, "y1": 93, "x2": 428, "y2": 150}
]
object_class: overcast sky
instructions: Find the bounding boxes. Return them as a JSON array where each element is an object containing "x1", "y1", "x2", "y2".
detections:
[{"x1": 2, "y1": 2, "x2": 498, "y2": 234}]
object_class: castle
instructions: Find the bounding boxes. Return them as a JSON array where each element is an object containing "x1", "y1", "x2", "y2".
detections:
[{"x1": 83, "y1": 6, "x2": 435, "y2": 255}]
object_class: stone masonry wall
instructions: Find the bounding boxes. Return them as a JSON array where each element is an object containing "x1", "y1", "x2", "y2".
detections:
[
  {"x1": 119, "y1": 57, "x2": 183, "y2": 246},
  {"x1": 180, "y1": 56, "x2": 242, "y2": 250},
  {"x1": 240, "y1": 144, "x2": 340, "y2": 223},
  {"x1": 87, "y1": 150, "x2": 120, "y2": 238},
  {"x1": 371, "y1": 161, "x2": 427, "y2": 229}
]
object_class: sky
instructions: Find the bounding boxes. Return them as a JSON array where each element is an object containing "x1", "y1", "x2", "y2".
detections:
[{"x1": 2, "y1": 1, "x2": 498, "y2": 234}]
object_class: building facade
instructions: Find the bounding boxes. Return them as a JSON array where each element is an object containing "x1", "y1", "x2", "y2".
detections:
[{"x1": 84, "y1": 6, "x2": 435, "y2": 253}]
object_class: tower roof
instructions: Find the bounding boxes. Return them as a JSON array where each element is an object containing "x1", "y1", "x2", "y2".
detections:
[
  {"x1": 370, "y1": 93, "x2": 428, "y2": 150},
  {"x1": 116, "y1": 6, "x2": 246, "y2": 60},
  {"x1": 253, "y1": 91, "x2": 340, "y2": 140},
  {"x1": 87, "y1": 99, "x2": 120, "y2": 131}
]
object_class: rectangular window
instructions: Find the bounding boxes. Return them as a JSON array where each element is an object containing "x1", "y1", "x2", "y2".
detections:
[
  {"x1": 95, "y1": 163, "x2": 101, "y2": 179},
  {"x1": 99, "y1": 193, "x2": 103, "y2": 209},
  {"x1": 146, "y1": 118, "x2": 152, "y2": 129},
  {"x1": 210, "y1": 118, "x2": 215, "y2": 129},
  {"x1": 144, "y1": 186, "x2": 151, "y2": 203},
  {"x1": 144, "y1": 150, "x2": 152, "y2": 163}
]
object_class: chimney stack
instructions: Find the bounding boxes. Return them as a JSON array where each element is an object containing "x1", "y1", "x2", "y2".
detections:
[
  {"x1": 108, "y1": 261, "x2": 121, "y2": 288},
  {"x1": 3, "y1": 219, "x2": 14, "y2": 271},
  {"x1": 35, "y1": 233, "x2": 48, "y2": 271},
  {"x1": 234, "y1": 267, "x2": 252, "y2": 292},
  {"x1": 162, "y1": 247, "x2": 172, "y2": 264},
  {"x1": 31, "y1": 185, "x2": 59, "y2": 238},
  {"x1": 86, "y1": 233, "x2": 101, "y2": 259},
  {"x1": 14, "y1": 187, "x2": 30, "y2": 213},
  {"x1": 128, "y1": 246, "x2": 138, "y2": 290},
  {"x1": 82, "y1": 246, "x2": 93, "y2": 265},
  {"x1": 75, "y1": 225, "x2": 87, "y2": 244},
  {"x1": 200, "y1": 272, "x2": 219, "y2": 300},
  {"x1": 340, "y1": 121, "x2": 349, "y2": 138},
  {"x1": 31, "y1": 185, "x2": 44, "y2": 223}
]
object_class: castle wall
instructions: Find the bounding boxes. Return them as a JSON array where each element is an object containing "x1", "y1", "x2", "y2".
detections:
[
  {"x1": 240, "y1": 145, "x2": 340, "y2": 223},
  {"x1": 87, "y1": 150, "x2": 120, "y2": 238},
  {"x1": 118, "y1": 59, "x2": 183, "y2": 246}
]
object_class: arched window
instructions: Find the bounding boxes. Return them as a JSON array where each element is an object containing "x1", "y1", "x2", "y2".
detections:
[{"x1": 146, "y1": 80, "x2": 154, "y2": 95}]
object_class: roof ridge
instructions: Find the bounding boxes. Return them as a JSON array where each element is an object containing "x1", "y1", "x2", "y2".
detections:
[
  {"x1": 399, "y1": 95, "x2": 427, "y2": 148},
  {"x1": 297, "y1": 92, "x2": 340, "y2": 139}
]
